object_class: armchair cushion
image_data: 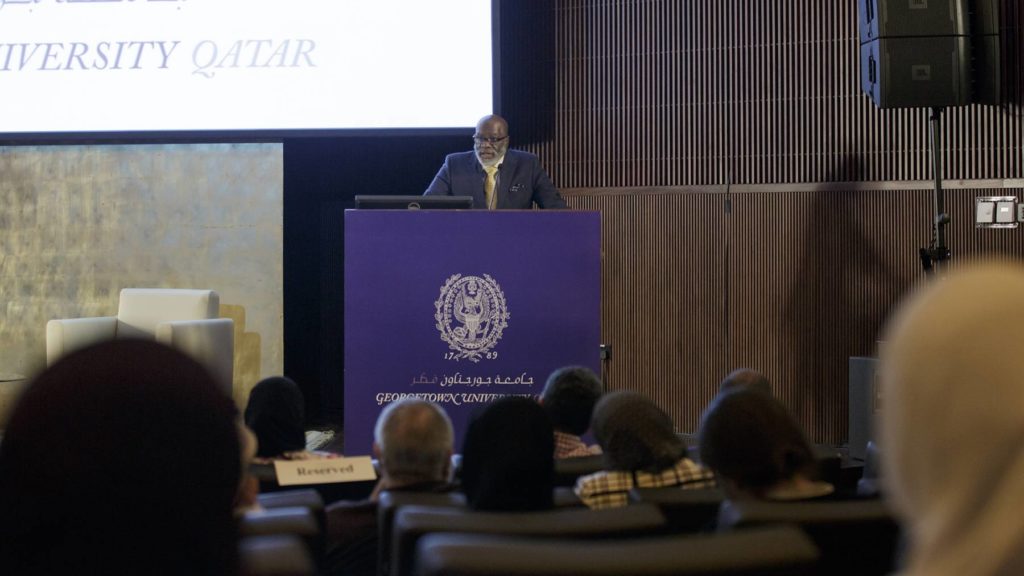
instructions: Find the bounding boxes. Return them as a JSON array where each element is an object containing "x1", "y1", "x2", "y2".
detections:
[
  {"x1": 46, "y1": 316, "x2": 117, "y2": 365},
  {"x1": 117, "y1": 288, "x2": 221, "y2": 339},
  {"x1": 46, "y1": 288, "x2": 234, "y2": 392}
]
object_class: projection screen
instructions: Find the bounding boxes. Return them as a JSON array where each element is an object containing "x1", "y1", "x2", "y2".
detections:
[{"x1": 0, "y1": 0, "x2": 494, "y2": 136}]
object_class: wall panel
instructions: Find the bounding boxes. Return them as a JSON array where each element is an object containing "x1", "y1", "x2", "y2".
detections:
[{"x1": 569, "y1": 183, "x2": 1024, "y2": 441}]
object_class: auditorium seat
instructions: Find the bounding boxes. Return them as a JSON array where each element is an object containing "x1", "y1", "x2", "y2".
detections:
[
  {"x1": 240, "y1": 507, "x2": 324, "y2": 570},
  {"x1": 377, "y1": 490, "x2": 467, "y2": 576},
  {"x1": 717, "y1": 498, "x2": 901, "y2": 576},
  {"x1": 414, "y1": 525, "x2": 819, "y2": 576},
  {"x1": 628, "y1": 486, "x2": 724, "y2": 532},
  {"x1": 553, "y1": 486, "x2": 584, "y2": 507},
  {"x1": 45, "y1": 288, "x2": 234, "y2": 391},
  {"x1": 391, "y1": 502, "x2": 667, "y2": 576},
  {"x1": 258, "y1": 488, "x2": 326, "y2": 535},
  {"x1": 239, "y1": 534, "x2": 314, "y2": 576},
  {"x1": 811, "y1": 444, "x2": 843, "y2": 487},
  {"x1": 553, "y1": 454, "x2": 605, "y2": 486}
]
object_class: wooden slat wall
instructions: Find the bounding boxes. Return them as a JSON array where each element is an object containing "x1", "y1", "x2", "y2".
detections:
[
  {"x1": 502, "y1": 0, "x2": 1024, "y2": 442},
  {"x1": 568, "y1": 185, "x2": 1024, "y2": 441},
  {"x1": 540, "y1": 0, "x2": 1023, "y2": 187}
]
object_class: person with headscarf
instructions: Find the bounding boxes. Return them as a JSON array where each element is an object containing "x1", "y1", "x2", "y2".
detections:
[
  {"x1": 244, "y1": 375, "x2": 328, "y2": 461},
  {"x1": 540, "y1": 365, "x2": 604, "y2": 459},
  {"x1": 698, "y1": 388, "x2": 833, "y2": 500},
  {"x1": 0, "y1": 339, "x2": 242, "y2": 576},
  {"x1": 460, "y1": 396, "x2": 555, "y2": 511},
  {"x1": 717, "y1": 367, "x2": 772, "y2": 397},
  {"x1": 575, "y1": 391, "x2": 715, "y2": 509},
  {"x1": 878, "y1": 260, "x2": 1024, "y2": 576}
]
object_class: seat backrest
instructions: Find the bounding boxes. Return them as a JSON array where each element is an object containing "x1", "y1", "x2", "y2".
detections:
[
  {"x1": 239, "y1": 534, "x2": 314, "y2": 576},
  {"x1": 415, "y1": 525, "x2": 819, "y2": 576},
  {"x1": 717, "y1": 498, "x2": 900, "y2": 576},
  {"x1": 392, "y1": 503, "x2": 667, "y2": 576},
  {"x1": 258, "y1": 488, "x2": 326, "y2": 536},
  {"x1": 377, "y1": 490, "x2": 466, "y2": 576},
  {"x1": 239, "y1": 507, "x2": 324, "y2": 569},
  {"x1": 628, "y1": 486, "x2": 724, "y2": 532},
  {"x1": 811, "y1": 444, "x2": 843, "y2": 487},
  {"x1": 553, "y1": 454, "x2": 605, "y2": 487},
  {"x1": 116, "y1": 288, "x2": 219, "y2": 339}
]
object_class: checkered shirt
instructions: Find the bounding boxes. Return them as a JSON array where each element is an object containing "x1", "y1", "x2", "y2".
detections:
[
  {"x1": 574, "y1": 457, "x2": 716, "y2": 509},
  {"x1": 554, "y1": 430, "x2": 603, "y2": 459}
]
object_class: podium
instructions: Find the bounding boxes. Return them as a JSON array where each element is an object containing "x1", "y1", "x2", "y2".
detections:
[{"x1": 343, "y1": 210, "x2": 601, "y2": 455}]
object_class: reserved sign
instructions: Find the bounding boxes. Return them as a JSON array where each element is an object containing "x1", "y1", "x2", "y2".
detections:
[{"x1": 273, "y1": 456, "x2": 377, "y2": 486}]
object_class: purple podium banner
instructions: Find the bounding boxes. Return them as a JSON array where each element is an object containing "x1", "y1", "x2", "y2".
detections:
[{"x1": 343, "y1": 210, "x2": 601, "y2": 455}]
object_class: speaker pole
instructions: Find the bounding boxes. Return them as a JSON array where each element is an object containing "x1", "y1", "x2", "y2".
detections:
[{"x1": 920, "y1": 106, "x2": 951, "y2": 273}]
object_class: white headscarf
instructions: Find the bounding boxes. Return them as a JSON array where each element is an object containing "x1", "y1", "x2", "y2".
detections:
[{"x1": 879, "y1": 260, "x2": 1024, "y2": 576}]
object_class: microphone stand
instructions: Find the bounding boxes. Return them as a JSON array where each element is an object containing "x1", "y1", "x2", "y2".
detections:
[{"x1": 919, "y1": 106, "x2": 951, "y2": 273}]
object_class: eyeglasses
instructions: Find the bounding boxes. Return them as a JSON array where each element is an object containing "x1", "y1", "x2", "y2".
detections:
[{"x1": 473, "y1": 135, "x2": 508, "y2": 144}]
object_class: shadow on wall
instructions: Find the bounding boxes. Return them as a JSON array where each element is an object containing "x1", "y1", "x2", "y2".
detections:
[
  {"x1": 221, "y1": 303, "x2": 261, "y2": 409},
  {"x1": 781, "y1": 155, "x2": 904, "y2": 441}
]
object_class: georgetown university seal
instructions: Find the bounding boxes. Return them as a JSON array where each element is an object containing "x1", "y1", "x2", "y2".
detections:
[{"x1": 435, "y1": 274, "x2": 509, "y2": 362}]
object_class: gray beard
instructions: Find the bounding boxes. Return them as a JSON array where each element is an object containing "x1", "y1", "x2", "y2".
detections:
[{"x1": 475, "y1": 151, "x2": 502, "y2": 169}]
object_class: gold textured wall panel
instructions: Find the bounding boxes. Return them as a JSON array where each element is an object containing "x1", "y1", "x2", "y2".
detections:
[{"x1": 0, "y1": 144, "x2": 284, "y2": 412}]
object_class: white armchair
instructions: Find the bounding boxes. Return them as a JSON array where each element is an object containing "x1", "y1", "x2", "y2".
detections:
[{"x1": 46, "y1": 289, "x2": 234, "y2": 392}]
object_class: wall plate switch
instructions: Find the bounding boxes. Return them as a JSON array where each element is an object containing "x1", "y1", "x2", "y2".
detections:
[{"x1": 976, "y1": 201, "x2": 995, "y2": 224}]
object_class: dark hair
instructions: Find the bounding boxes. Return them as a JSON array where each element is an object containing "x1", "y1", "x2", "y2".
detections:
[
  {"x1": 718, "y1": 368, "x2": 772, "y2": 397},
  {"x1": 541, "y1": 366, "x2": 603, "y2": 435},
  {"x1": 591, "y1": 391, "x2": 686, "y2": 473},
  {"x1": 460, "y1": 396, "x2": 554, "y2": 511},
  {"x1": 0, "y1": 339, "x2": 241, "y2": 575},
  {"x1": 244, "y1": 376, "x2": 306, "y2": 458},
  {"x1": 698, "y1": 388, "x2": 816, "y2": 496}
]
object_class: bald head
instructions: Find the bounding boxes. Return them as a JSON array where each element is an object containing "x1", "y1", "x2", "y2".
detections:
[
  {"x1": 374, "y1": 399, "x2": 453, "y2": 484},
  {"x1": 476, "y1": 114, "x2": 508, "y2": 135}
]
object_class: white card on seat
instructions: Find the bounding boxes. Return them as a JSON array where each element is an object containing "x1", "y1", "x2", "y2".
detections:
[{"x1": 273, "y1": 456, "x2": 377, "y2": 486}]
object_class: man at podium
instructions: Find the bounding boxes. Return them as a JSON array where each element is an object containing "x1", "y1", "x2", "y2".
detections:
[{"x1": 423, "y1": 114, "x2": 568, "y2": 210}]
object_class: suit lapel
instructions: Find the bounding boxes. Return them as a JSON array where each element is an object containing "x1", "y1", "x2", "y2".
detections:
[{"x1": 495, "y1": 153, "x2": 516, "y2": 209}]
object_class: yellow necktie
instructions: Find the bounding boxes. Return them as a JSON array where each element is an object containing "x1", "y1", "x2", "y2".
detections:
[{"x1": 484, "y1": 165, "x2": 499, "y2": 210}]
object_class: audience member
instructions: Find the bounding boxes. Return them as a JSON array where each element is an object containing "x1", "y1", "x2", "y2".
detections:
[
  {"x1": 0, "y1": 339, "x2": 242, "y2": 576},
  {"x1": 698, "y1": 388, "x2": 833, "y2": 500},
  {"x1": 575, "y1": 391, "x2": 714, "y2": 509},
  {"x1": 878, "y1": 261, "x2": 1024, "y2": 576},
  {"x1": 235, "y1": 420, "x2": 262, "y2": 514},
  {"x1": 461, "y1": 396, "x2": 555, "y2": 511},
  {"x1": 323, "y1": 398, "x2": 455, "y2": 576},
  {"x1": 245, "y1": 376, "x2": 328, "y2": 461},
  {"x1": 540, "y1": 365, "x2": 603, "y2": 459},
  {"x1": 718, "y1": 367, "x2": 772, "y2": 396}
]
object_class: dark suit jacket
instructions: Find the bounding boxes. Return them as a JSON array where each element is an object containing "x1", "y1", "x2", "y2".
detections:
[{"x1": 423, "y1": 149, "x2": 567, "y2": 209}]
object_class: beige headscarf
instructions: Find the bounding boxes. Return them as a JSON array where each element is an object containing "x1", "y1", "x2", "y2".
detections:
[{"x1": 879, "y1": 260, "x2": 1024, "y2": 576}]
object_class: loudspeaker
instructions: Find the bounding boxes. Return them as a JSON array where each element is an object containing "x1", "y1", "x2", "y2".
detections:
[
  {"x1": 858, "y1": 0, "x2": 1000, "y2": 108},
  {"x1": 848, "y1": 356, "x2": 880, "y2": 461},
  {"x1": 860, "y1": 36, "x2": 972, "y2": 108},
  {"x1": 859, "y1": 0, "x2": 969, "y2": 44},
  {"x1": 970, "y1": 0, "x2": 1002, "y2": 104}
]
